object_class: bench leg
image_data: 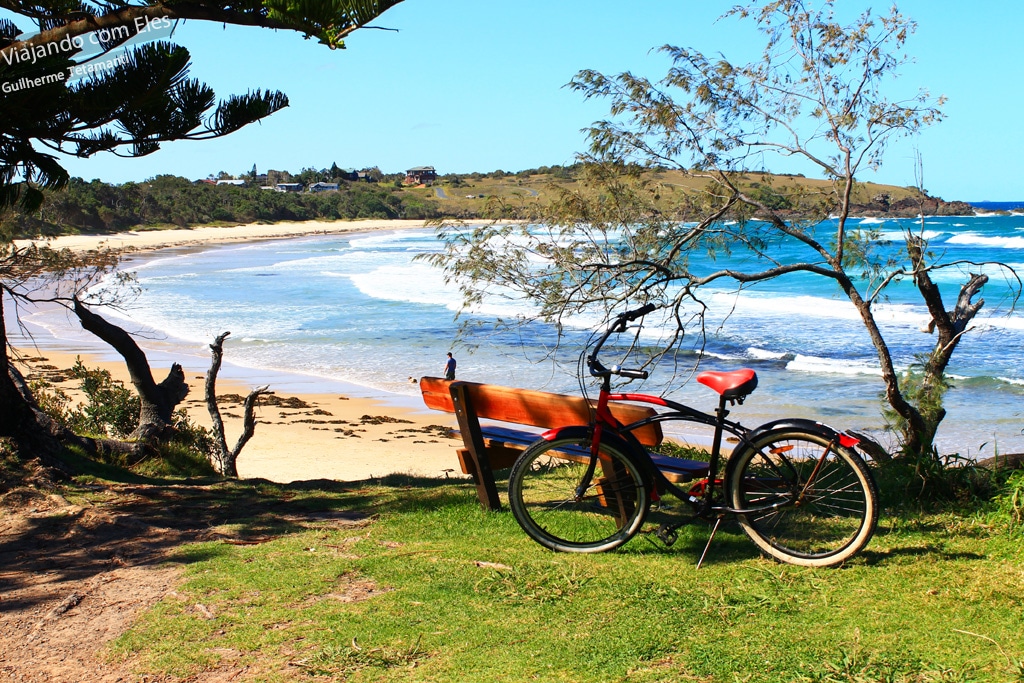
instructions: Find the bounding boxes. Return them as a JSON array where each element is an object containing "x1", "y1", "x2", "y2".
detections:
[
  {"x1": 468, "y1": 452, "x2": 501, "y2": 511},
  {"x1": 450, "y1": 383, "x2": 502, "y2": 511},
  {"x1": 594, "y1": 454, "x2": 637, "y2": 526}
]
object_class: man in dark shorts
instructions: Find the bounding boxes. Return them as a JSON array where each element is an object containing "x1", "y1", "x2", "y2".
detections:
[{"x1": 444, "y1": 352, "x2": 456, "y2": 380}]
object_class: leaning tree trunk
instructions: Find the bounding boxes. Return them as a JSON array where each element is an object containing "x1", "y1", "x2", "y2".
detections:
[
  {"x1": 205, "y1": 331, "x2": 270, "y2": 477},
  {"x1": 0, "y1": 290, "x2": 68, "y2": 467},
  {"x1": 0, "y1": 291, "x2": 32, "y2": 438},
  {"x1": 1, "y1": 294, "x2": 151, "y2": 469},
  {"x1": 72, "y1": 298, "x2": 189, "y2": 442},
  {"x1": 833, "y1": 269, "x2": 928, "y2": 453}
]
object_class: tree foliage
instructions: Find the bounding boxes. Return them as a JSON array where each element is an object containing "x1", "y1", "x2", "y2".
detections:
[
  {"x1": 427, "y1": 1, "x2": 1021, "y2": 460},
  {"x1": 0, "y1": 0, "x2": 403, "y2": 211},
  {"x1": 6, "y1": 175, "x2": 437, "y2": 235}
]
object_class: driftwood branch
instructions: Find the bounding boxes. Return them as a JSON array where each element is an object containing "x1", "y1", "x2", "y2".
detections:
[{"x1": 205, "y1": 331, "x2": 271, "y2": 477}]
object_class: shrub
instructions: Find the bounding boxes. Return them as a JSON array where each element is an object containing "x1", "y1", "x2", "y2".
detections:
[
  {"x1": 67, "y1": 359, "x2": 140, "y2": 438},
  {"x1": 28, "y1": 378, "x2": 74, "y2": 430},
  {"x1": 873, "y1": 452, "x2": 1000, "y2": 511},
  {"x1": 990, "y1": 470, "x2": 1024, "y2": 534},
  {"x1": 32, "y1": 361, "x2": 216, "y2": 477}
]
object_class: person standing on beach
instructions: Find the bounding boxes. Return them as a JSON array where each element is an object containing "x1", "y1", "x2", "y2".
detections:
[{"x1": 444, "y1": 352, "x2": 457, "y2": 380}]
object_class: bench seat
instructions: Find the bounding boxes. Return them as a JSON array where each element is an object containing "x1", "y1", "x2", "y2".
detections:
[{"x1": 455, "y1": 424, "x2": 709, "y2": 484}]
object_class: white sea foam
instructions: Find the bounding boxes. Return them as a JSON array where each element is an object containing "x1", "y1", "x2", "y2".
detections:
[
  {"x1": 348, "y1": 229, "x2": 433, "y2": 249},
  {"x1": 871, "y1": 229, "x2": 945, "y2": 242},
  {"x1": 999, "y1": 376, "x2": 1024, "y2": 386},
  {"x1": 704, "y1": 290, "x2": 930, "y2": 327},
  {"x1": 946, "y1": 233, "x2": 1024, "y2": 249},
  {"x1": 700, "y1": 350, "x2": 744, "y2": 361},
  {"x1": 348, "y1": 263, "x2": 460, "y2": 309},
  {"x1": 973, "y1": 314, "x2": 1024, "y2": 331},
  {"x1": 747, "y1": 347, "x2": 791, "y2": 361},
  {"x1": 786, "y1": 355, "x2": 882, "y2": 376}
]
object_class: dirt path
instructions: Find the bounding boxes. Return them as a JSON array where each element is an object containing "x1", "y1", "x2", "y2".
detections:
[{"x1": 0, "y1": 476, "x2": 368, "y2": 682}]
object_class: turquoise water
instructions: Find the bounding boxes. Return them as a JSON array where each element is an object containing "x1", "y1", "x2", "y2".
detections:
[{"x1": 13, "y1": 215, "x2": 1024, "y2": 456}]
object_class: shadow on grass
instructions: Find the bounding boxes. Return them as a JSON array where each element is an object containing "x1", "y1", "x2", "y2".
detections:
[
  {"x1": 0, "y1": 469, "x2": 417, "y2": 613},
  {"x1": 857, "y1": 546, "x2": 987, "y2": 565}
]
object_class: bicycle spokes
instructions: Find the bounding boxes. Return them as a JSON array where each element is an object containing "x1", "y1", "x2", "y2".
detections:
[{"x1": 729, "y1": 431, "x2": 878, "y2": 565}]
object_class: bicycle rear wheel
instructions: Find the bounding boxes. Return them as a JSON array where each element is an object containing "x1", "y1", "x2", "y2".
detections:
[
  {"x1": 508, "y1": 435, "x2": 649, "y2": 553},
  {"x1": 726, "y1": 428, "x2": 878, "y2": 567}
]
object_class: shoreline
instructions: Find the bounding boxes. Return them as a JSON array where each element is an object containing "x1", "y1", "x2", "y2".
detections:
[
  {"x1": 10, "y1": 219, "x2": 481, "y2": 482},
  {"x1": 13, "y1": 218, "x2": 438, "y2": 254},
  {"x1": 19, "y1": 210, "x2": 1006, "y2": 257},
  {"x1": 12, "y1": 345, "x2": 464, "y2": 483}
]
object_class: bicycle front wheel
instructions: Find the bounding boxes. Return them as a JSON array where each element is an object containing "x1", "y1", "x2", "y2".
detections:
[
  {"x1": 508, "y1": 435, "x2": 650, "y2": 553},
  {"x1": 727, "y1": 429, "x2": 879, "y2": 567}
]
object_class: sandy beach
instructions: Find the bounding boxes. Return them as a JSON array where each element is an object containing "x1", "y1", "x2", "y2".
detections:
[
  {"x1": 13, "y1": 346, "x2": 464, "y2": 484},
  {"x1": 10, "y1": 219, "x2": 469, "y2": 483},
  {"x1": 13, "y1": 218, "x2": 436, "y2": 253}
]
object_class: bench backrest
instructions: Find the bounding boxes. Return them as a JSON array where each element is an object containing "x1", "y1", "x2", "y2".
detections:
[{"x1": 420, "y1": 377, "x2": 663, "y2": 447}]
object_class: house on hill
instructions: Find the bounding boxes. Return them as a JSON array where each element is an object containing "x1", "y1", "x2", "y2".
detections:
[
  {"x1": 404, "y1": 166, "x2": 437, "y2": 185},
  {"x1": 275, "y1": 183, "x2": 304, "y2": 193},
  {"x1": 309, "y1": 182, "x2": 340, "y2": 192}
]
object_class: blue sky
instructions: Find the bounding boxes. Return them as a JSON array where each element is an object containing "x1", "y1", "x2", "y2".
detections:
[{"x1": 36, "y1": 1, "x2": 1024, "y2": 200}]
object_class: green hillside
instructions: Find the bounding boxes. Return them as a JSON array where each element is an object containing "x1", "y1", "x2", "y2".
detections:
[{"x1": 5, "y1": 166, "x2": 969, "y2": 239}]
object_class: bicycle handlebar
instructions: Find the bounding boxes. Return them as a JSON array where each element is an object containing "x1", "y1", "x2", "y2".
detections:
[
  {"x1": 611, "y1": 303, "x2": 658, "y2": 331},
  {"x1": 588, "y1": 304, "x2": 658, "y2": 379},
  {"x1": 614, "y1": 366, "x2": 649, "y2": 380}
]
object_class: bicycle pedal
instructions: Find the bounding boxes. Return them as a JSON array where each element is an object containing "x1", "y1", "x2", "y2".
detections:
[{"x1": 656, "y1": 525, "x2": 679, "y2": 547}]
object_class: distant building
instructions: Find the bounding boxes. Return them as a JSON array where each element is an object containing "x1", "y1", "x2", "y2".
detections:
[
  {"x1": 404, "y1": 166, "x2": 437, "y2": 185},
  {"x1": 216, "y1": 179, "x2": 246, "y2": 186},
  {"x1": 275, "y1": 183, "x2": 304, "y2": 193},
  {"x1": 309, "y1": 182, "x2": 340, "y2": 193}
]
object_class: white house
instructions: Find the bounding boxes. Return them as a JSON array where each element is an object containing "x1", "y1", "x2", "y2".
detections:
[{"x1": 309, "y1": 182, "x2": 340, "y2": 192}]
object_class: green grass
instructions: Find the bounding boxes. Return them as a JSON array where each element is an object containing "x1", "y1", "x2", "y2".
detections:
[{"x1": 102, "y1": 473, "x2": 1024, "y2": 682}]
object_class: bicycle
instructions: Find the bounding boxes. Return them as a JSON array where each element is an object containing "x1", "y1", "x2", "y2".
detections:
[{"x1": 507, "y1": 304, "x2": 880, "y2": 568}]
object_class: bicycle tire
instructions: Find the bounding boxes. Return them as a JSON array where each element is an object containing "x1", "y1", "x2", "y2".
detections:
[
  {"x1": 508, "y1": 434, "x2": 650, "y2": 553},
  {"x1": 726, "y1": 428, "x2": 879, "y2": 567}
]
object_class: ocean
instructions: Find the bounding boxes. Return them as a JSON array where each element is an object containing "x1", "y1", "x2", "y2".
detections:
[{"x1": 11, "y1": 214, "x2": 1024, "y2": 457}]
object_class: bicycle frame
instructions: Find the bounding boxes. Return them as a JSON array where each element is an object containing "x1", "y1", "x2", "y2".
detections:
[
  {"x1": 574, "y1": 305, "x2": 859, "y2": 520},
  {"x1": 589, "y1": 370, "x2": 758, "y2": 516}
]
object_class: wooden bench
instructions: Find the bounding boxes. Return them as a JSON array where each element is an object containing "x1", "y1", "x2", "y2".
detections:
[{"x1": 419, "y1": 377, "x2": 710, "y2": 510}]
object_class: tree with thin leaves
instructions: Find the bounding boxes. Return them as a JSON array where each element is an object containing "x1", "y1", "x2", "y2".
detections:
[{"x1": 426, "y1": 1, "x2": 1020, "y2": 461}]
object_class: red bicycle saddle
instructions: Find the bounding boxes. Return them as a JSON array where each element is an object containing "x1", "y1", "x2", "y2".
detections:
[{"x1": 697, "y1": 369, "x2": 758, "y2": 399}]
